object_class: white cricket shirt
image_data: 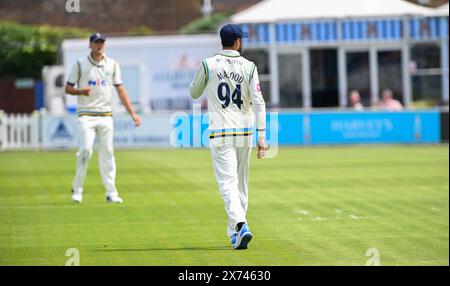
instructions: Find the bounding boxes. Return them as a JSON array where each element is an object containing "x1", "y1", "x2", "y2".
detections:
[
  {"x1": 189, "y1": 49, "x2": 266, "y2": 139},
  {"x1": 67, "y1": 54, "x2": 123, "y2": 116}
]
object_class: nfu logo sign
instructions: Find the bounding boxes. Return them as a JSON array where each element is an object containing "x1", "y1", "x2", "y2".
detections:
[
  {"x1": 88, "y1": 79, "x2": 107, "y2": 87},
  {"x1": 66, "y1": 0, "x2": 80, "y2": 13}
]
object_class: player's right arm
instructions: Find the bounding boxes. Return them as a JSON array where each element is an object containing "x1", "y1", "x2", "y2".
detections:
[
  {"x1": 189, "y1": 61, "x2": 207, "y2": 99},
  {"x1": 65, "y1": 84, "x2": 91, "y2": 96},
  {"x1": 65, "y1": 62, "x2": 90, "y2": 96}
]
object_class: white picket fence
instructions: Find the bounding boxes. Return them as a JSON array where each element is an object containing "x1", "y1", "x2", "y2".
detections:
[{"x1": 0, "y1": 110, "x2": 40, "y2": 150}]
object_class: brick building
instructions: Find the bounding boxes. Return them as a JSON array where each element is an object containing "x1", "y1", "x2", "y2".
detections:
[{"x1": 0, "y1": 0, "x2": 262, "y2": 34}]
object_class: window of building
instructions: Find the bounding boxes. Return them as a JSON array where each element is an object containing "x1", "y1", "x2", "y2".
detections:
[
  {"x1": 346, "y1": 52, "x2": 371, "y2": 106},
  {"x1": 378, "y1": 51, "x2": 403, "y2": 103},
  {"x1": 310, "y1": 49, "x2": 339, "y2": 108},
  {"x1": 410, "y1": 43, "x2": 443, "y2": 106},
  {"x1": 278, "y1": 54, "x2": 303, "y2": 107},
  {"x1": 242, "y1": 49, "x2": 272, "y2": 105}
]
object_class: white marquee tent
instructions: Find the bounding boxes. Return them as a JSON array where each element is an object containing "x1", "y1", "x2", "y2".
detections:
[
  {"x1": 232, "y1": 0, "x2": 439, "y2": 23},
  {"x1": 435, "y1": 2, "x2": 449, "y2": 15}
]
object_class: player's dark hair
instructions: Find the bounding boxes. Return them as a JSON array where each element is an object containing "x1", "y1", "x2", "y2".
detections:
[{"x1": 222, "y1": 38, "x2": 239, "y2": 49}]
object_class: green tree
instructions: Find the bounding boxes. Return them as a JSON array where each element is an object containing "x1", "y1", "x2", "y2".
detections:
[
  {"x1": 0, "y1": 21, "x2": 90, "y2": 79},
  {"x1": 127, "y1": 25, "x2": 155, "y2": 36},
  {"x1": 179, "y1": 13, "x2": 231, "y2": 34}
]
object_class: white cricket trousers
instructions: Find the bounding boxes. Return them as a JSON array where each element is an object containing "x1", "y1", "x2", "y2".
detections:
[
  {"x1": 210, "y1": 141, "x2": 252, "y2": 238},
  {"x1": 72, "y1": 116, "x2": 118, "y2": 197}
]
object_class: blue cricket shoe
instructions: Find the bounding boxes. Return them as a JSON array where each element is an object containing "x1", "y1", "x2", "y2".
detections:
[
  {"x1": 233, "y1": 223, "x2": 253, "y2": 250},
  {"x1": 230, "y1": 232, "x2": 237, "y2": 246}
]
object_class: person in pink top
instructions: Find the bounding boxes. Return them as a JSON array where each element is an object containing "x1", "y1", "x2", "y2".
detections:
[{"x1": 377, "y1": 89, "x2": 403, "y2": 111}]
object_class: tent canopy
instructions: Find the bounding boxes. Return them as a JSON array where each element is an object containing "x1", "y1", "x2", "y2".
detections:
[
  {"x1": 435, "y1": 2, "x2": 449, "y2": 15},
  {"x1": 231, "y1": 0, "x2": 440, "y2": 23},
  {"x1": 438, "y1": 2, "x2": 449, "y2": 11}
]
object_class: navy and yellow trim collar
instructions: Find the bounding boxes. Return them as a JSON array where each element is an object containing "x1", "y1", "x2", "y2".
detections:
[
  {"x1": 88, "y1": 54, "x2": 107, "y2": 67},
  {"x1": 218, "y1": 50, "x2": 241, "y2": 58}
]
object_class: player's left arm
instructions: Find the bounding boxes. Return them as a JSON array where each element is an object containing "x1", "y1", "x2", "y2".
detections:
[
  {"x1": 249, "y1": 64, "x2": 267, "y2": 159},
  {"x1": 116, "y1": 85, "x2": 141, "y2": 127},
  {"x1": 113, "y1": 61, "x2": 141, "y2": 127}
]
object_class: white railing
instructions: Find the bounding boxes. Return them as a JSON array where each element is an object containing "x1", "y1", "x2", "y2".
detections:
[{"x1": 0, "y1": 110, "x2": 39, "y2": 151}]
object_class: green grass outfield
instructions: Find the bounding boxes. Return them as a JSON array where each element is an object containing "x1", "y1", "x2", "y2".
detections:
[{"x1": 0, "y1": 145, "x2": 448, "y2": 266}]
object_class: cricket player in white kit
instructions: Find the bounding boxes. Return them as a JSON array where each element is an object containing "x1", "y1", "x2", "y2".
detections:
[
  {"x1": 189, "y1": 24, "x2": 267, "y2": 249},
  {"x1": 65, "y1": 33, "x2": 141, "y2": 204}
]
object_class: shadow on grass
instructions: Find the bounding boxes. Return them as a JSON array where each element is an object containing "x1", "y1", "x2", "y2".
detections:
[{"x1": 94, "y1": 246, "x2": 232, "y2": 252}]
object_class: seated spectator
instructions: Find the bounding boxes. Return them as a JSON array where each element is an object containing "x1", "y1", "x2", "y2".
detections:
[
  {"x1": 349, "y1": 90, "x2": 364, "y2": 111},
  {"x1": 377, "y1": 89, "x2": 403, "y2": 111}
]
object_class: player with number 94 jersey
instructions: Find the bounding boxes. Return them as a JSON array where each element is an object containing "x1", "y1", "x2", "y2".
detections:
[{"x1": 189, "y1": 24, "x2": 267, "y2": 250}]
